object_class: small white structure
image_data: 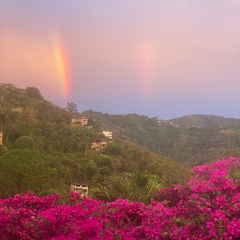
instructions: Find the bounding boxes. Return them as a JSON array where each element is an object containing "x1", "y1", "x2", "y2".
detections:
[
  {"x1": 102, "y1": 131, "x2": 113, "y2": 139},
  {"x1": 70, "y1": 183, "x2": 88, "y2": 196}
]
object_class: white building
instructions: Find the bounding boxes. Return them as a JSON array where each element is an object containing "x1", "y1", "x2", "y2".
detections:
[
  {"x1": 70, "y1": 183, "x2": 88, "y2": 196},
  {"x1": 102, "y1": 131, "x2": 113, "y2": 139}
]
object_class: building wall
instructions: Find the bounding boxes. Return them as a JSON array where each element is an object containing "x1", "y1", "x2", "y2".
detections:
[
  {"x1": 0, "y1": 131, "x2": 3, "y2": 145},
  {"x1": 12, "y1": 107, "x2": 24, "y2": 113},
  {"x1": 91, "y1": 140, "x2": 108, "y2": 151},
  {"x1": 71, "y1": 117, "x2": 88, "y2": 126},
  {"x1": 102, "y1": 131, "x2": 113, "y2": 139},
  {"x1": 70, "y1": 183, "x2": 88, "y2": 196}
]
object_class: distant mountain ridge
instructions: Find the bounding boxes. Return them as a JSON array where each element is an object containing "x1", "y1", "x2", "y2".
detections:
[{"x1": 170, "y1": 114, "x2": 240, "y2": 128}]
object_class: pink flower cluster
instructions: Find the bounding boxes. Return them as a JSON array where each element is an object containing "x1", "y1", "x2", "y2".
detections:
[{"x1": 0, "y1": 157, "x2": 239, "y2": 239}]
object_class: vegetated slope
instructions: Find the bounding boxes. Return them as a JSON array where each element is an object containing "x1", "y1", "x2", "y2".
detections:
[
  {"x1": 82, "y1": 111, "x2": 240, "y2": 166},
  {"x1": 0, "y1": 84, "x2": 190, "y2": 198},
  {"x1": 170, "y1": 114, "x2": 240, "y2": 128}
]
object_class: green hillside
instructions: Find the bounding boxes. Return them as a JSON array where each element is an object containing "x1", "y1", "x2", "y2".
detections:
[
  {"x1": 81, "y1": 112, "x2": 240, "y2": 166},
  {"x1": 0, "y1": 84, "x2": 190, "y2": 200},
  {"x1": 170, "y1": 114, "x2": 240, "y2": 128}
]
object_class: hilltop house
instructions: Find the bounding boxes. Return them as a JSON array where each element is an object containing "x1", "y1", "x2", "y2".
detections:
[{"x1": 0, "y1": 83, "x2": 16, "y2": 88}]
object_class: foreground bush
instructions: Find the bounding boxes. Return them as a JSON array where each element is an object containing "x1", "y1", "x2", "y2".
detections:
[{"x1": 0, "y1": 156, "x2": 239, "y2": 239}]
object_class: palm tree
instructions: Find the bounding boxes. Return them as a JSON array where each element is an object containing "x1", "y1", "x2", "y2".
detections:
[
  {"x1": 130, "y1": 172, "x2": 162, "y2": 203},
  {"x1": 90, "y1": 172, "x2": 162, "y2": 204}
]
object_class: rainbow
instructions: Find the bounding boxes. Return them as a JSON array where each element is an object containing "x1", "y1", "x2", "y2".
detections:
[
  {"x1": 53, "y1": 35, "x2": 70, "y2": 100},
  {"x1": 138, "y1": 42, "x2": 155, "y2": 97}
]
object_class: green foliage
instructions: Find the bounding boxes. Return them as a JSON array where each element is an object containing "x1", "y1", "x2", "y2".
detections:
[
  {"x1": 0, "y1": 85, "x2": 192, "y2": 199},
  {"x1": 0, "y1": 150, "x2": 51, "y2": 196},
  {"x1": 13, "y1": 136, "x2": 34, "y2": 150},
  {"x1": 25, "y1": 87, "x2": 43, "y2": 99},
  {"x1": 103, "y1": 142, "x2": 123, "y2": 155},
  {"x1": 82, "y1": 111, "x2": 240, "y2": 165},
  {"x1": 228, "y1": 166, "x2": 240, "y2": 184},
  {"x1": 66, "y1": 102, "x2": 77, "y2": 113},
  {"x1": 0, "y1": 145, "x2": 7, "y2": 156},
  {"x1": 91, "y1": 172, "x2": 162, "y2": 204}
]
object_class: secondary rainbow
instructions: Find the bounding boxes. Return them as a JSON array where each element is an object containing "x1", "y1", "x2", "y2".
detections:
[
  {"x1": 138, "y1": 42, "x2": 155, "y2": 97},
  {"x1": 53, "y1": 35, "x2": 70, "y2": 100}
]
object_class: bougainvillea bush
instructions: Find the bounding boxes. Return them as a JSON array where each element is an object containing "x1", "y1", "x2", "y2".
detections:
[{"x1": 0, "y1": 156, "x2": 239, "y2": 239}]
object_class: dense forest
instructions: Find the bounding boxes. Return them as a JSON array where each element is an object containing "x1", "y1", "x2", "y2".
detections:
[
  {"x1": 81, "y1": 111, "x2": 240, "y2": 165},
  {"x1": 0, "y1": 84, "x2": 190, "y2": 199}
]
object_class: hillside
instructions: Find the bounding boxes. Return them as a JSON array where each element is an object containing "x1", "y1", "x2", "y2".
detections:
[
  {"x1": 0, "y1": 84, "x2": 191, "y2": 198},
  {"x1": 81, "y1": 111, "x2": 240, "y2": 166},
  {"x1": 170, "y1": 114, "x2": 240, "y2": 128}
]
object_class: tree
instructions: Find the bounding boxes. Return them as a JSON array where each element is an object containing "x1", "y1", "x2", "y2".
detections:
[
  {"x1": 13, "y1": 136, "x2": 34, "y2": 150},
  {"x1": 103, "y1": 142, "x2": 123, "y2": 155},
  {"x1": 0, "y1": 150, "x2": 53, "y2": 197},
  {"x1": 91, "y1": 172, "x2": 162, "y2": 204},
  {"x1": 25, "y1": 87, "x2": 43, "y2": 100},
  {"x1": 0, "y1": 145, "x2": 7, "y2": 156},
  {"x1": 66, "y1": 102, "x2": 77, "y2": 113}
]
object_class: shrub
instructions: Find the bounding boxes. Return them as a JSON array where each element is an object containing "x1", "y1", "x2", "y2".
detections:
[{"x1": 0, "y1": 157, "x2": 239, "y2": 239}]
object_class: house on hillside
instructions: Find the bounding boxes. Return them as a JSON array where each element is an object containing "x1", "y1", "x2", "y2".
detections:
[
  {"x1": 0, "y1": 83, "x2": 16, "y2": 89},
  {"x1": 83, "y1": 125, "x2": 93, "y2": 129},
  {"x1": 91, "y1": 138, "x2": 112, "y2": 151},
  {"x1": 102, "y1": 131, "x2": 113, "y2": 139},
  {"x1": 0, "y1": 131, "x2": 3, "y2": 145},
  {"x1": 158, "y1": 120, "x2": 174, "y2": 126},
  {"x1": 70, "y1": 183, "x2": 88, "y2": 196},
  {"x1": 12, "y1": 107, "x2": 24, "y2": 113},
  {"x1": 71, "y1": 117, "x2": 88, "y2": 126}
]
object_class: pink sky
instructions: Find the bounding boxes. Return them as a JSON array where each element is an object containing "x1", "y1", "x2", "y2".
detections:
[{"x1": 0, "y1": 1, "x2": 239, "y2": 119}]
